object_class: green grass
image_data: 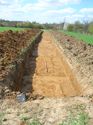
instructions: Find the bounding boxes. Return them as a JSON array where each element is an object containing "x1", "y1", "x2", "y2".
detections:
[
  {"x1": 59, "y1": 112, "x2": 89, "y2": 125},
  {"x1": 20, "y1": 115, "x2": 42, "y2": 125},
  {"x1": 62, "y1": 31, "x2": 93, "y2": 45},
  {"x1": 0, "y1": 112, "x2": 5, "y2": 125},
  {"x1": 0, "y1": 26, "x2": 25, "y2": 32},
  {"x1": 28, "y1": 120, "x2": 42, "y2": 125}
]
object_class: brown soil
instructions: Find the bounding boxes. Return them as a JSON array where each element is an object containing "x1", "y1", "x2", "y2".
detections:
[
  {"x1": 0, "y1": 29, "x2": 40, "y2": 80},
  {"x1": 52, "y1": 31, "x2": 93, "y2": 96},
  {"x1": 22, "y1": 32, "x2": 81, "y2": 97},
  {"x1": 1, "y1": 31, "x2": 93, "y2": 125}
]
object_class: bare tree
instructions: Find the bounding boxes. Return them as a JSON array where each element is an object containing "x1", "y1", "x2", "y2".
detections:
[{"x1": 83, "y1": 19, "x2": 89, "y2": 33}]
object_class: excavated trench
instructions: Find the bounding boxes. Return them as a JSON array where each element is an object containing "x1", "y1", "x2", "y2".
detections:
[{"x1": 20, "y1": 32, "x2": 82, "y2": 97}]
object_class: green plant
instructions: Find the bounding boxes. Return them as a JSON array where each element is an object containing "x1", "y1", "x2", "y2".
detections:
[
  {"x1": 0, "y1": 112, "x2": 5, "y2": 125},
  {"x1": 62, "y1": 31, "x2": 93, "y2": 44},
  {"x1": 28, "y1": 120, "x2": 42, "y2": 125},
  {"x1": 59, "y1": 112, "x2": 89, "y2": 125},
  {"x1": 67, "y1": 24, "x2": 74, "y2": 32},
  {"x1": 88, "y1": 23, "x2": 93, "y2": 34},
  {"x1": 20, "y1": 115, "x2": 30, "y2": 122},
  {"x1": 20, "y1": 115, "x2": 41, "y2": 125},
  {"x1": 0, "y1": 26, "x2": 24, "y2": 32}
]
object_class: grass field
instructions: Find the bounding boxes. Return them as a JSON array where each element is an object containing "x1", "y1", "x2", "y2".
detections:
[
  {"x1": 62, "y1": 31, "x2": 93, "y2": 45},
  {"x1": 0, "y1": 26, "x2": 25, "y2": 32}
]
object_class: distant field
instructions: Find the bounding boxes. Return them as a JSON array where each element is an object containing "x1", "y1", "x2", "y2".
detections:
[
  {"x1": 0, "y1": 26, "x2": 25, "y2": 32},
  {"x1": 62, "y1": 31, "x2": 93, "y2": 45}
]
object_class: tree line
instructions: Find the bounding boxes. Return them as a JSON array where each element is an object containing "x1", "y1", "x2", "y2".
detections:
[
  {"x1": 0, "y1": 19, "x2": 93, "y2": 34},
  {"x1": 67, "y1": 21, "x2": 93, "y2": 34},
  {"x1": 0, "y1": 19, "x2": 60, "y2": 29}
]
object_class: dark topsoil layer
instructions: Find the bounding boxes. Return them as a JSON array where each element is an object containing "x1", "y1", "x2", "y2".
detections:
[
  {"x1": 0, "y1": 29, "x2": 40, "y2": 79},
  {"x1": 52, "y1": 31, "x2": 93, "y2": 92}
]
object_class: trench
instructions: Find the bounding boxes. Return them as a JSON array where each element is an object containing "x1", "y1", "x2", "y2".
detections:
[{"x1": 19, "y1": 31, "x2": 82, "y2": 97}]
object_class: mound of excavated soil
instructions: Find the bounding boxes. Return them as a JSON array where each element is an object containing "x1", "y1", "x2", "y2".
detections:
[
  {"x1": 52, "y1": 31, "x2": 93, "y2": 95},
  {"x1": 0, "y1": 29, "x2": 40, "y2": 80}
]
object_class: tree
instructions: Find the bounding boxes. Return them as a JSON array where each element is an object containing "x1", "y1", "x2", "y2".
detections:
[
  {"x1": 67, "y1": 24, "x2": 74, "y2": 31},
  {"x1": 74, "y1": 21, "x2": 83, "y2": 32},
  {"x1": 83, "y1": 20, "x2": 89, "y2": 33},
  {"x1": 88, "y1": 22, "x2": 93, "y2": 34}
]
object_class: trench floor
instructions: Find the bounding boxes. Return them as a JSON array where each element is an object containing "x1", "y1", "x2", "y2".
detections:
[{"x1": 22, "y1": 32, "x2": 81, "y2": 97}]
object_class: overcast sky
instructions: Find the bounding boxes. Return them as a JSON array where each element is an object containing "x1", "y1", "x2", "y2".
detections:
[{"x1": 0, "y1": 0, "x2": 93, "y2": 23}]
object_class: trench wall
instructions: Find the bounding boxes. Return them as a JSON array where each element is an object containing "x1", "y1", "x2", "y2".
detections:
[{"x1": 2, "y1": 31, "x2": 43, "y2": 95}]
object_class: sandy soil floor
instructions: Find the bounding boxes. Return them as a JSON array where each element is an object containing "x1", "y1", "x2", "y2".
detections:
[{"x1": 22, "y1": 31, "x2": 81, "y2": 97}]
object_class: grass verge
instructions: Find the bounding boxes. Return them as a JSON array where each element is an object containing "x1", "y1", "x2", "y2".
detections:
[
  {"x1": 62, "y1": 31, "x2": 93, "y2": 45},
  {"x1": 0, "y1": 26, "x2": 25, "y2": 32}
]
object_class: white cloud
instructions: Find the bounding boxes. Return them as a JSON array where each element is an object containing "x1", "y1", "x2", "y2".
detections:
[
  {"x1": 38, "y1": 0, "x2": 81, "y2": 6},
  {"x1": 58, "y1": 0, "x2": 81, "y2": 5},
  {"x1": 0, "y1": 0, "x2": 81, "y2": 13},
  {"x1": 21, "y1": 0, "x2": 81, "y2": 12},
  {"x1": 0, "y1": 0, "x2": 93, "y2": 23},
  {"x1": 80, "y1": 8, "x2": 93, "y2": 14},
  {"x1": 0, "y1": 0, "x2": 10, "y2": 5},
  {"x1": 45, "y1": 8, "x2": 76, "y2": 15},
  {"x1": 66, "y1": 14, "x2": 93, "y2": 23}
]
